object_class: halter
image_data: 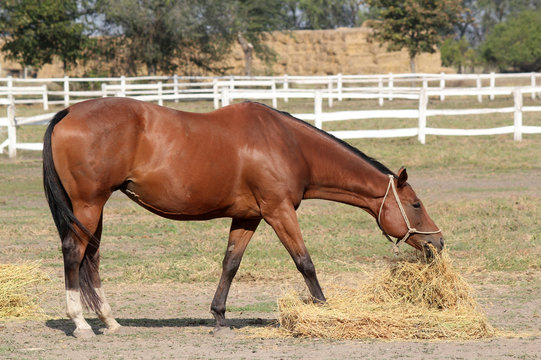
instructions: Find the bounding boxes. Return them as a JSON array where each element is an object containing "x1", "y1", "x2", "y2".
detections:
[{"x1": 377, "y1": 175, "x2": 441, "y2": 250}]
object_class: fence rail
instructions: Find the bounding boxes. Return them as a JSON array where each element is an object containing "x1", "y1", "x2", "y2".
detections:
[{"x1": 1, "y1": 73, "x2": 541, "y2": 157}]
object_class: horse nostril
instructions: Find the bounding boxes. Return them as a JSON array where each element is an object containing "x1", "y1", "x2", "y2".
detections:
[{"x1": 440, "y1": 237, "x2": 444, "y2": 248}]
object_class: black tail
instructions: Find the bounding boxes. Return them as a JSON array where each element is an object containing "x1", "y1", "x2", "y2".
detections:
[{"x1": 43, "y1": 109, "x2": 101, "y2": 311}]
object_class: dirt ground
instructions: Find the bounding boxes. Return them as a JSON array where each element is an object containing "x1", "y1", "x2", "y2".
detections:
[
  {"x1": 1, "y1": 276, "x2": 540, "y2": 360},
  {"x1": 1, "y1": 170, "x2": 540, "y2": 359}
]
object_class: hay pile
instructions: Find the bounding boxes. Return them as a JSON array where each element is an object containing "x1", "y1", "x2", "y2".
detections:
[
  {"x1": 277, "y1": 251, "x2": 495, "y2": 340},
  {"x1": 0, "y1": 262, "x2": 49, "y2": 319}
]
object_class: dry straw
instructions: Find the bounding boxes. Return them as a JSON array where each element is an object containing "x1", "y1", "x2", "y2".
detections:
[
  {"x1": 0, "y1": 262, "x2": 49, "y2": 319},
  {"x1": 274, "y1": 250, "x2": 496, "y2": 340}
]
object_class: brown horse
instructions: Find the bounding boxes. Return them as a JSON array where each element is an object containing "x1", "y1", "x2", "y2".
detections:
[{"x1": 43, "y1": 97, "x2": 443, "y2": 338}]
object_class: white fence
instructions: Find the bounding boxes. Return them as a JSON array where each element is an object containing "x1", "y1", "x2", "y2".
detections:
[
  {"x1": 1, "y1": 73, "x2": 541, "y2": 158},
  {"x1": 1, "y1": 72, "x2": 540, "y2": 110}
]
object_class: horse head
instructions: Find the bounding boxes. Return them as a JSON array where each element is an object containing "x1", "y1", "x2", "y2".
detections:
[{"x1": 377, "y1": 167, "x2": 443, "y2": 257}]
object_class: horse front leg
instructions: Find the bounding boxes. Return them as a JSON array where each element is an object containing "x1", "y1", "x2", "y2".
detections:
[
  {"x1": 263, "y1": 200, "x2": 326, "y2": 303},
  {"x1": 210, "y1": 218, "x2": 260, "y2": 331}
]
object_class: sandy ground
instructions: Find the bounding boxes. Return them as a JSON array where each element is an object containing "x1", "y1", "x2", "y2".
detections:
[{"x1": 1, "y1": 272, "x2": 540, "y2": 360}]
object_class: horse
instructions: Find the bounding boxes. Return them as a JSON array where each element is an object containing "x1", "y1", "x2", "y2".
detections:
[{"x1": 43, "y1": 97, "x2": 443, "y2": 338}]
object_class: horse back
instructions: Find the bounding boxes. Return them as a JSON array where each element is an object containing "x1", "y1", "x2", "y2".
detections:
[{"x1": 51, "y1": 98, "x2": 310, "y2": 220}]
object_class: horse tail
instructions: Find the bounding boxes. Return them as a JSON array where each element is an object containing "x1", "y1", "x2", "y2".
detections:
[{"x1": 43, "y1": 109, "x2": 101, "y2": 311}]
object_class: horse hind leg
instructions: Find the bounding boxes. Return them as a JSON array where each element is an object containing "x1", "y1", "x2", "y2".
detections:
[
  {"x1": 87, "y1": 214, "x2": 122, "y2": 334},
  {"x1": 63, "y1": 202, "x2": 118, "y2": 338}
]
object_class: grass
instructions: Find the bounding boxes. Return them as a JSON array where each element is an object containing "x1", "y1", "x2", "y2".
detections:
[{"x1": 0, "y1": 98, "x2": 540, "y2": 287}]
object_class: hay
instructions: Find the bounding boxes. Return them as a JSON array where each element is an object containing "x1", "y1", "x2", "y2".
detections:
[
  {"x1": 0, "y1": 262, "x2": 49, "y2": 319},
  {"x1": 276, "y1": 251, "x2": 496, "y2": 340}
]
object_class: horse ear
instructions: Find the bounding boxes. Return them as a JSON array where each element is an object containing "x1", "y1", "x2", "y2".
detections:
[{"x1": 397, "y1": 167, "x2": 408, "y2": 187}]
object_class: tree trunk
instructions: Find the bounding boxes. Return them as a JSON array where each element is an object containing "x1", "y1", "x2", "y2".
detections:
[
  {"x1": 237, "y1": 32, "x2": 254, "y2": 77},
  {"x1": 409, "y1": 56, "x2": 416, "y2": 73}
]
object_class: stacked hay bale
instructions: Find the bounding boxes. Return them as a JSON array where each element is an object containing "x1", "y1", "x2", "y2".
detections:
[{"x1": 1, "y1": 25, "x2": 452, "y2": 77}]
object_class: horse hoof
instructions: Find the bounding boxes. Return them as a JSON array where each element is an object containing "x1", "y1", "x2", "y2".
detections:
[
  {"x1": 212, "y1": 326, "x2": 236, "y2": 338},
  {"x1": 102, "y1": 324, "x2": 123, "y2": 335},
  {"x1": 73, "y1": 328, "x2": 95, "y2": 339}
]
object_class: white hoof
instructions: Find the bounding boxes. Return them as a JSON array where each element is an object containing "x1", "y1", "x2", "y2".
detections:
[
  {"x1": 102, "y1": 323, "x2": 123, "y2": 335},
  {"x1": 73, "y1": 327, "x2": 95, "y2": 339}
]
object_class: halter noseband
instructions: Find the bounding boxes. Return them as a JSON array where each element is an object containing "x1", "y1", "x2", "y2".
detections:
[{"x1": 377, "y1": 175, "x2": 441, "y2": 250}]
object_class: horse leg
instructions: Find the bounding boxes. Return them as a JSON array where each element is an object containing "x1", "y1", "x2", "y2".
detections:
[
  {"x1": 210, "y1": 218, "x2": 261, "y2": 329},
  {"x1": 62, "y1": 203, "x2": 103, "y2": 338},
  {"x1": 263, "y1": 201, "x2": 326, "y2": 302},
  {"x1": 87, "y1": 214, "x2": 122, "y2": 335}
]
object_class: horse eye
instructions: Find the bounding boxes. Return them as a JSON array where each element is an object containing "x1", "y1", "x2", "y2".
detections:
[{"x1": 412, "y1": 202, "x2": 421, "y2": 209}]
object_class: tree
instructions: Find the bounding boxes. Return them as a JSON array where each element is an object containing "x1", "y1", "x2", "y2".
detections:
[
  {"x1": 481, "y1": 10, "x2": 541, "y2": 72},
  {"x1": 95, "y1": 0, "x2": 233, "y2": 75},
  {"x1": 226, "y1": 0, "x2": 291, "y2": 76},
  {"x1": 367, "y1": 0, "x2": 464, "y2": 73},
  {"x1": 440, "y1": 36, "x2": 478, "y2": 72},
  {"x1": 0, "y1": 0, "x2": 90, "y2": 75}
]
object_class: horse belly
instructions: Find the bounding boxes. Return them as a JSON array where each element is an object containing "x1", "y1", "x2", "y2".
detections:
[{"x1": 122, "y1": 159, "x2": 261, "y2": 220}]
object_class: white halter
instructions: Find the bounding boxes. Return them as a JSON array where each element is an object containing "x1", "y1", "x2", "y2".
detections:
[{"x1": 377, "y1": 175, "x2": 441, "y2": 249}]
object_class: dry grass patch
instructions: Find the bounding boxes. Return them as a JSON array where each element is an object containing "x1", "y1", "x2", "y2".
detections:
[
  {"x1": 0, "y1": 262, "x2": 49, "y2": 320},
  {"x1": 252, "y1": 250, "x2": 496, "y2": 341}
]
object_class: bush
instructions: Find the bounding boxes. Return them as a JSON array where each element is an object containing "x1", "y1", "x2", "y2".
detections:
[{"x1": 481, "y1": 10, "x2": 541, "y2": 72}]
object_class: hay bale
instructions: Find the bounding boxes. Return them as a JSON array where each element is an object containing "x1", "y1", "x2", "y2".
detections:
[
  {"x1": 0, "y1": 262, "x2": 49, "y2": 319},
  {"x1": 276, "y1": 251, "x2": 496, "y2": 340}
]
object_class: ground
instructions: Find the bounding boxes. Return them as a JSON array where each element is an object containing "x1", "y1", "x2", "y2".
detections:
[
  {"x1": 1, "y1": 278, "x2": 540, "y2": 359},
  {"x1": 1, "y1": 166, "x2": 540, "y2": 359}
]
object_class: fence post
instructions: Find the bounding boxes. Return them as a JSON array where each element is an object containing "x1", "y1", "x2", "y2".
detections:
[
  {"x1": 63, "y1": 76, "x2": 70, "y2": 107},
  {"x1": 7, "y1": 76, "x2": 14, "y2": 104},
  {"x1": 158, "y1": 82, "x2": 163, "y2": 106},
  {"x1": 101, "y1": 83, "x2": 107, "y2": 97},
  {"x1": 120, "y1": 76, "x2": 126, "y2": 97},
  {"x1": 283, "y1": 74, "x2": 289, "y2": 103},
  {"x1": 378, "y1": 76, "x2": 384, "y2": 106},
  {"x1": 173, "y1": 75, "x2": 179, "y2": 103},
  {"x1": 531, "y1": 72, "x2": 536, "y2": 100},
  {"x1": 221, "y1": 88, "x2": 230, "y2": 107},
  {"x1": 439, "y1": 72, "x2": 445, "y2": 101},
  {"x1": 314, "y1": 91, "x2": 323, "y2": 129},
  {"x1": 42, "y1": 85, "x2": 48, "y2": 110},
  {"x1": 337, "y1": 73, "x2": 343, "y2": 101},
  {"x1": 388, "y1": 73, "x2": 393, "y2": 101},
  {"x1": 7, "y1": 103, "x2": 16, "y2": 158},
  {"x1": 513, "y1": 88, "x2": 523, "y2": 141},
  {"x1": 477, "y1": 75, "x2": 482, "y2": 103},
  {"x1": 418, "y1": 88, "x2": 428, "y2": 144},
  {"x1": 490, "y1": 72, "x2": 495, "y2": 100},
  {"x1": 213, "y1": 79, "x2": 219, "y2": 109},
  {"x1": 272, "y1": 79, "x2": 277, "y2": 108},
  {"x1": 327, "y1": 77, "x2": 333, "y2": 108}
]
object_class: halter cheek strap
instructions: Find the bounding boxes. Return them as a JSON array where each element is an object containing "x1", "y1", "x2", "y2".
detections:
[{"x1": 377, "y1": 175, "x2": 441, "y2": 250}]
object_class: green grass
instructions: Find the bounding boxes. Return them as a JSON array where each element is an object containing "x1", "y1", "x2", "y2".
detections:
[{"x1": 1, "y1": 99, "x2": 540, "y2": 285}]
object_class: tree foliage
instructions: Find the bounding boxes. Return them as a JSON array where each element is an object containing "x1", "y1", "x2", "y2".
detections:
[
  {"x1": 0, "y1": 0, "x2": 89, "y2": 74},
  {"x1": 367, "y1": 0, "x2": 464, "y2": 72},
  {"x1": 95, "y1": 0, "x2": 233, "y2": 75},
  {"x1": 440, "y1": 36, "x2": 478, "y2": 72},
  {"x1": 481, "y1": 10, "x2": 541, "y2": 72}
]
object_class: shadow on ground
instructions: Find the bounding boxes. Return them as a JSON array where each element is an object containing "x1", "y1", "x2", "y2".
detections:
[{"x1": 46, "y1": 317, "x2": 275, "y2": 336}]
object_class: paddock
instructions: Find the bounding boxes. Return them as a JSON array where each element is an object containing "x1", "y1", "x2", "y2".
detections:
[{"x1": 0, "y1": 97, "x2": 539, "y2": 358}]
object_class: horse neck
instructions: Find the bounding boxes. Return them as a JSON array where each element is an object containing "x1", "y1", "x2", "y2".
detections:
[{"x1": 301, "y1": 137, "x2": 389, "y2": 217}]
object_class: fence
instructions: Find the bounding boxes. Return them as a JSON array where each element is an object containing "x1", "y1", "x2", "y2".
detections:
[
  {"x1": 1, "y1": 73, "x2": 541, "y2": 157},
  {"x1": 1, "y1": 72, "x2": 540, "y2": 110}
]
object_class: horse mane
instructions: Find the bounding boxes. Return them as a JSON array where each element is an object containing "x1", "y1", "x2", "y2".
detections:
[{"x1": 250, "y1": 102, "x2": 396, "y2": 177}]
